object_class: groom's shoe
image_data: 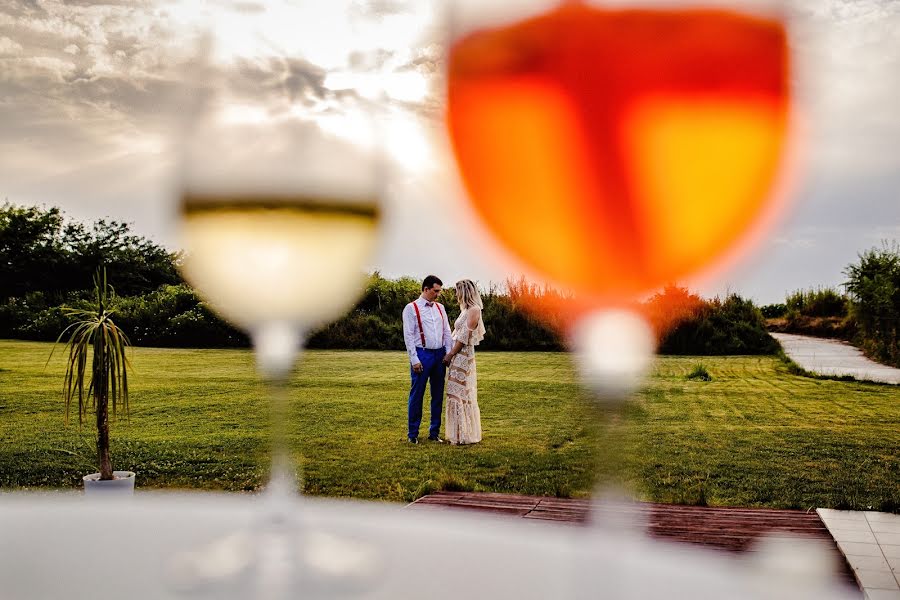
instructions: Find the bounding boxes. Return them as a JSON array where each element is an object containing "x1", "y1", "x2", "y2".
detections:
[
  {"x1": 407, "y1": 437, "x2": 418, "y2": 445},
  {"x1": 428, "y1": 436, "x2": 444, "y2": 443}
]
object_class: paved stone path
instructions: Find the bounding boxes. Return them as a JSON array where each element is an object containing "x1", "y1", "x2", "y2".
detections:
[
  {"x1": 772, "y1": 333, "x2": 900, "y2": 384},
  {"x1": 818, "y1": 509, "x2": 900, "y2": 600}
]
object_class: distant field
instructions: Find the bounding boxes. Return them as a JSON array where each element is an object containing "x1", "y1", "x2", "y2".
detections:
[{"x1": 1, "y1": 340, "x2": 897, "y2": 510}]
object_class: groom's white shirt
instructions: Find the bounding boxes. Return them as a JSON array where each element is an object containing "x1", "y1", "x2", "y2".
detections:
[{"x1": 403, "y1": 296, "x2": 453, "y2": 366}]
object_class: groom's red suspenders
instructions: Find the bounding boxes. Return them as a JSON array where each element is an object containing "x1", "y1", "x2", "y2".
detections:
[{"x1": 411, "y1": 301, "x2": 445, "y2": 348}]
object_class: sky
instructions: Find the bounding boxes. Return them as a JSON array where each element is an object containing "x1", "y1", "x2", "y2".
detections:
[{"x1": 1, "y1": 0, "x2": 898, "y2": 306}]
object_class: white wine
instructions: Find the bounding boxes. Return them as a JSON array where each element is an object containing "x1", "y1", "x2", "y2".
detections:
[{"x1": 179, "y1": 197, "x2": 379, "y2": 332}]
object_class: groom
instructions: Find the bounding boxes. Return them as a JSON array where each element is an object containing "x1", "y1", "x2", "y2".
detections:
[{"x1": 402, "y1": 275, "x2": 452, "y2": 444}]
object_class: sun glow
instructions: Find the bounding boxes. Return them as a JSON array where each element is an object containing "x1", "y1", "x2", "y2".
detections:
[
  {"x1": 324, "y1": 70, "x2": 430, "y2": 104},
  {"x1": 313, "y1": 105, "x2": 434, "y2": 171},
  {"x1": 217, "y1": 104, "x2": 271, "y2": 126}
]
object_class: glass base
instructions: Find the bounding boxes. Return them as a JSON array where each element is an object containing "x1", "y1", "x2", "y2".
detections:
[{"x1": 167, "y1": 491, "x2": 381, "y2": 599}]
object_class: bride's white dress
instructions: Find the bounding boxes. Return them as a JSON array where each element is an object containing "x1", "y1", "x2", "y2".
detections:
[{"x1": 445, "y1": 308, "x2": 485, "y2": 445}]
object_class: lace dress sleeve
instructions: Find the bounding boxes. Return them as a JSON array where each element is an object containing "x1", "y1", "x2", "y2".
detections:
[
  {"x1": 453, "y1": 313, "x2": 471, "y2": 345},
  {"x1": 453, "y1": 308, "x2": 485, "y2": 346}
]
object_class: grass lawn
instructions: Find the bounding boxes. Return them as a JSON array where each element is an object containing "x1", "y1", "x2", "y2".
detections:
[{"x1": 0, "y1": 340, "x2": 897, "y2": 511}]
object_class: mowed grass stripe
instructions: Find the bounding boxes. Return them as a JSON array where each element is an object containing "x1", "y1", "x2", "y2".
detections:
[{"x1": 0, "y1": 340, "x2": 897, "y2": 510}]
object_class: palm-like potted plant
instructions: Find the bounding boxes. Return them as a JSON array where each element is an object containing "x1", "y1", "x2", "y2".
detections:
[{"x1": 52, "y1": 268, "x2": 135, "y2": 494}]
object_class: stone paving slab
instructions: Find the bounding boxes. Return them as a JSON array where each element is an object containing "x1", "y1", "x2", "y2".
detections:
[
  {"x1": 818, "y1": 509, "x2": 900, "y2": 599},
  {"x1": 772, "y1": 333, "x2": 900, "y2": 384}
]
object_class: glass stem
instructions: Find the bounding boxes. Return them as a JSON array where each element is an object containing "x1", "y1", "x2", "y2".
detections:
[
  {"x1": 266, "y1": 371, "x2": 296, "y2": 497},
  {"x1": 252, "y1": 322, "x2": 303, "y2": 497}
]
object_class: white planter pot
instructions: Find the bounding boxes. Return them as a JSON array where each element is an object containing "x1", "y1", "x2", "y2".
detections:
[{"x1": 83, "y1": 471, "x2": 136, "y2": 495}]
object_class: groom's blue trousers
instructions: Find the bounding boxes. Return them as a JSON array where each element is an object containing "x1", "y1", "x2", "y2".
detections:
[{"x1": 408, "y1": 347, "x2": 446, "y2": 440}]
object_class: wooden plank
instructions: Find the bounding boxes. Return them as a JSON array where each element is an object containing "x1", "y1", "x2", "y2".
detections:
[{"x1": 408, "y1": 492, "x2": 859, "y2": 590}]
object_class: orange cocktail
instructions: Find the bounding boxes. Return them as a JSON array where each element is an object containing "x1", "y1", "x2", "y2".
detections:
[{"x1": 447, "y1": 3, "x2": 790, "y2": 301}]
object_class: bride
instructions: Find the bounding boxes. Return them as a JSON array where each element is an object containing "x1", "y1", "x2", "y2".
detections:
[{"x1": 443, "y1": 279, "x2": 486, "y2": 445}]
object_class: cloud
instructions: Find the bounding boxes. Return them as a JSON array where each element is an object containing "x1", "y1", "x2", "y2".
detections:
[
  {"x1": 786, "y1": 170, "x2": 900, "y2": 234},
  {"x1": 0, "y1": 0, "x2": 199, "y2": 167},
  {"x1": 1, "y1": 55, "x2": 78, "y2": 82},
  {"x1": 790, "y1": 0, "x2": 900, "y2": 176},
  {"x1": 0, "y1": 35, "x2": 23, "y2": 55},
  {"x1": 219, "y1": 55, "x2": 330, "y2": 109},
  {"x1": 772, "y1": 236, "x2": 817, "y2": 250}
]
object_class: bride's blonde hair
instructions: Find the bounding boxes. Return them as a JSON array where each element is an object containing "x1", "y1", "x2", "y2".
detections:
[{"x1": 455, "y1": 279, "x2": 482, "y2": 310}]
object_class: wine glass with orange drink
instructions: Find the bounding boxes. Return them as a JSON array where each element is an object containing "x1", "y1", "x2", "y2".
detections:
[{"x1": 445, "y1": 0, "x2": 797, "y2": 398}]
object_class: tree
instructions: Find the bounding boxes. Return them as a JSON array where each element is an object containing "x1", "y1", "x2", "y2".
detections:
[
  {"x1": 62, "y1": 218, "x2": 181, "y2": 296},
  {"x1": 844, "y1": 241, "x2": 900, "y2": 366},
  {"x1": 0, "y1": 203, "x2": 68, "y2": 300},
  {"x1": 0, "y1": 202, "x2": 180, "y2": 300}
]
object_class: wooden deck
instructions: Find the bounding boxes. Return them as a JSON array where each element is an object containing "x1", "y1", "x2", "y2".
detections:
[{"x1": 408, "y1": 491, "x2": 859, "y2": 590}]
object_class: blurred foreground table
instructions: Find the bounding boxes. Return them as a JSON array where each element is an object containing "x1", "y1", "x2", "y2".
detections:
[{"x1": 0, "y1": 493, "x2": 860, "y2": 599}]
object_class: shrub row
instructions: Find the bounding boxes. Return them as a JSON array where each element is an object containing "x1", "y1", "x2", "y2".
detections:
[
  {"x1": 761, "y1": 287, "x2": 855, "y2": 340},
  {"x1": 1, "y1": 275, "x2": 777, "y2": 356},
  {"x1": 0, "y1": 285, "x2": 248, "y2": 347},
  {"x1": 644, "y1": 287, "x2": 779, "y2": 356}
]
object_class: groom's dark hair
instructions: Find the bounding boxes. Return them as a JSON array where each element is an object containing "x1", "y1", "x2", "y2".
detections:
[{"x1": 422, "y1": 275, "x2": 443, "y2": 290}]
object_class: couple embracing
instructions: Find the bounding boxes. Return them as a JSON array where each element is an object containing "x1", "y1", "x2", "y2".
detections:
[{"x1": 402, "y1": 275, "x2": 486, "y2": 446}]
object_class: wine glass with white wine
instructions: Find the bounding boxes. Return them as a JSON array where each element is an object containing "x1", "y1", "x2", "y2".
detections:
[{"x1": 170, "y1": 3, "x2": 384, "y2": 597}]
